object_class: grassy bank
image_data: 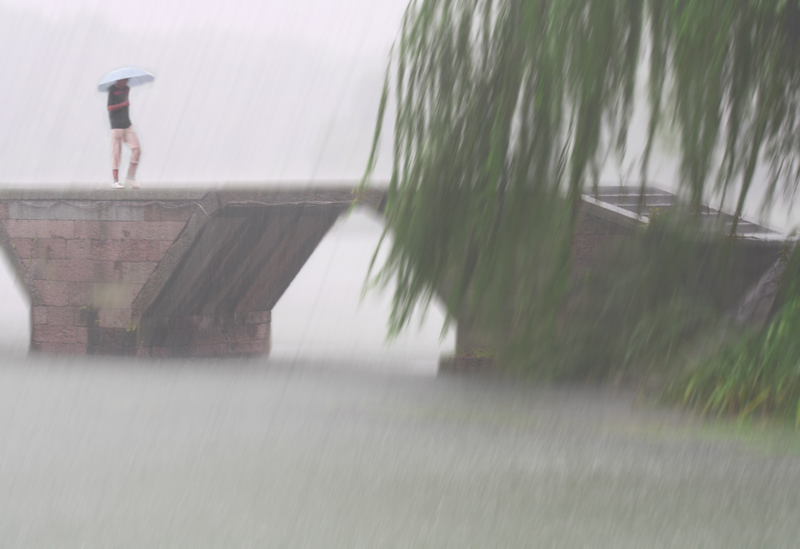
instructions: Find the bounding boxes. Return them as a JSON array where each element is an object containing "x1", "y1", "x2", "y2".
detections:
[{"x1": 673, "y1": 246, "x2": 800, "y2": 427}]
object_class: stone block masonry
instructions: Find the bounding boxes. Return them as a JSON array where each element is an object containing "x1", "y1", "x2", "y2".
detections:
[
  {"x1": 0, "y1": 194, "x2": 198, "y2": 355},
  {"x1": 0, "y1": 187, "x2": 387, "y2": 358},
  {"x1": 438, "y1": 208, "x2": 639, "y2": 373}
]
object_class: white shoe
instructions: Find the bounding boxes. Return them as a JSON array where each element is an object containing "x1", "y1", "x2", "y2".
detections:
[
  {"x1": 112, "y1": 181, "x2": 125, "y2": 189},
  {"x1": 126, "y1": 177, "x2": 140, "y2": 189}
]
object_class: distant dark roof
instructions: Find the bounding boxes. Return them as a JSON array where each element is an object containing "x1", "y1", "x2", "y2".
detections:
[{"x1": 581, "y1": 185, "x2": 785, "y2": 240}]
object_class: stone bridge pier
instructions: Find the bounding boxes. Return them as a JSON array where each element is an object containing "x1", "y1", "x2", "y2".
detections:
[{"x1": 0, "y1": 188, "x2": 385, "y2": 357}]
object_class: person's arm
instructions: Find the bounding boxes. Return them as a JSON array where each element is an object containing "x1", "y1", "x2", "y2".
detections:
[
  {"x1": 108, "y1": 100, "x2": 130, "y2": 112},
  {"x1": 107, "y1": 85, "x2": 130, "y2": 111}
]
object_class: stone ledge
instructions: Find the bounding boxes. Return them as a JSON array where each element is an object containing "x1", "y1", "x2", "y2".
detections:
[
  {"x1": 0, "y1": 189, "x2": 210, "y2": 201},
  {"x1": 438, "y1": 356, "x2": 495, "y2": 374},
  {"x1": 0, "y1": 185, "x2": 389, "y2": 205},
  {"x1": 137, "y1": 340, "x2": 268, "y2": 358}
]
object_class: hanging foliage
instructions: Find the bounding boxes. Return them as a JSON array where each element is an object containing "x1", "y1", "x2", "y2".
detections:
[{"x1": 358, "y1": 0, "x2": 800, "y2": 357}]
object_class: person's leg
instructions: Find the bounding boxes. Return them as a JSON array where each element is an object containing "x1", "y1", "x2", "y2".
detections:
[
  {"x1": 111, "y1": 129, "x2": 124, "y2": 188},
  {"x1": 123, "y1": 126, "x2": 141, "y2": 188}
]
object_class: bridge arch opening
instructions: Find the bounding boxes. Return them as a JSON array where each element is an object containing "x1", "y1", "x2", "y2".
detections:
[
  {"x1": 271, "y1": 208, "x2": 455, "y2": 375},
  {"x1": 0, "y1": 250, "x2": 31, "y2": 357}
]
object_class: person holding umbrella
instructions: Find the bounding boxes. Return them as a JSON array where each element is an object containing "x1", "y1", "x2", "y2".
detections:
[{"x1": 98, "y1": 67, "x2": 154, "y2": 189}]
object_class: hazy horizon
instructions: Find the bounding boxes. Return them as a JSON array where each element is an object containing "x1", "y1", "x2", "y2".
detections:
[{"x1": 0, "y1": 0, "x2": 404, "y2": 185}]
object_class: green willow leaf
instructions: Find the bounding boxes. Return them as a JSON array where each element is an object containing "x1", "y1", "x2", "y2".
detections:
[{"x1": 359, "y1": 0, "x2": 800, "y2": 369}]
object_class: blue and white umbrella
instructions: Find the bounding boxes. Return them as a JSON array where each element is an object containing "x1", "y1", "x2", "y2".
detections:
[{"x1": 97, "y1": 67, "x2": 155, "y2": 92}]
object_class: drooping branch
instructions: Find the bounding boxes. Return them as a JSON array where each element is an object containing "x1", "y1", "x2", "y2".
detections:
[{"x1": 359, "y1": 0, "x2": 800, "y2": 348}]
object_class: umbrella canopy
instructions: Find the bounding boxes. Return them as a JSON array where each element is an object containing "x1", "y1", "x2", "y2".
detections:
[{"x1": 98, "y1": 67, "x2": 155, "y2": 92}]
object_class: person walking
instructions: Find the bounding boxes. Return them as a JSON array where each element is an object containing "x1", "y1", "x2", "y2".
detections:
[{"x1": 107, "y1": 78, "x2": 141, "y2": 189}]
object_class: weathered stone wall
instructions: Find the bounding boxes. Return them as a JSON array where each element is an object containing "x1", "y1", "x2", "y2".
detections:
[
  {"x1": 0, "y1": 188, "x2": 385, "y2": 357},
  {"x1": 137, "y1": 311, "x2": 271, "y2": 358},
  {"x1": 0, "y1": 196, "x2": 197, "y2": 354},
  {"x1": 440, "y1": 209, "x2": 636, "y2": 373},
  {"x1": 571, "y1": 209, "x2": 636, "y2": 279},
  {"x1": 442, "y1": 206, "x2": 787, "y2": 373},
  {"x1": 136, "y1": 204, "x2": 344, "y2": 356}
]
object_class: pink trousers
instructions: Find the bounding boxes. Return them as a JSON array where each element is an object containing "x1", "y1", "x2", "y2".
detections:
[{"x1": 111, "y1": 126, "x2": 141, "y2": 171}]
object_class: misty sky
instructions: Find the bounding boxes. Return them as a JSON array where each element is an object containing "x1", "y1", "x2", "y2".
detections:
[
  {"x1": 0, "y1": 0, "x2": 407, "y2": 185},
  {"x1": 1, "y1": 0, "x2": 792, "y2": 228},
  {"x1": 0, "y1": 0, "x2": 687, "y2": 193}
]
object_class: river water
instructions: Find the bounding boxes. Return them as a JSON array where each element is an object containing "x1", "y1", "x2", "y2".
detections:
[{"x1": 1, "y1": 354, "x2": 799, "y2": 547}]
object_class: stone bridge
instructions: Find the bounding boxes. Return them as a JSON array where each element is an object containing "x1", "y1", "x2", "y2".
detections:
[
  {"x1": 0, "y1": 187, "x2": 385, "y2": 357},
  {"x1": 0, "y1": 184, "x2": 787, "y2": 367}
]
